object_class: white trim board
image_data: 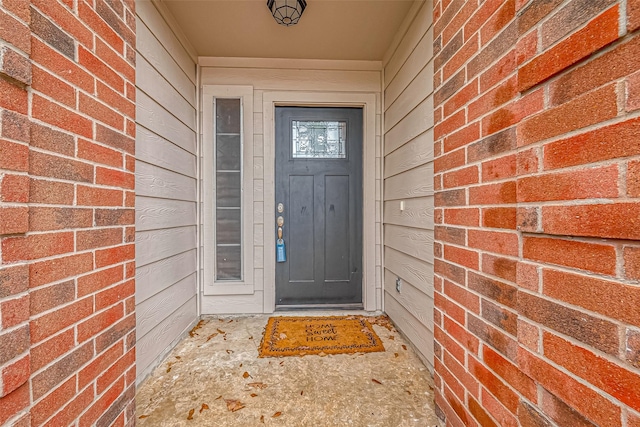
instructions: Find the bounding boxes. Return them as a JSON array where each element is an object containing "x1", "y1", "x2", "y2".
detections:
[
  {"x1": 198, "y1": 57, "x2": 382, "y2": 71},
  {"x1": 201, "y1": 85, "x2": 256, "y2": 297}
]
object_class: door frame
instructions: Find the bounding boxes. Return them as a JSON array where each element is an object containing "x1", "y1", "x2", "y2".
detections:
[
  {"x1": 263, "y1": 92, "x2": 378, "y2": 313},
  {"x1": 274, "y1": 106, "x2": 364, "y2": 307}
]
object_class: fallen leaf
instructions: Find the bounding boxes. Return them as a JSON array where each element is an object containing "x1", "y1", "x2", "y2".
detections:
[
  {"x1": 249, "y1": 335, "x2": 254, "y2": 340},
  {"x1": 226, "y1": 349, "x2": 234, "y2": 354},
  {"x1": 372, "y1": 378, "x2": 382, "y2": 385},
  {"x1": 225, "y1": 399, "x2": 246, "y2": 412},
  {"x1": 370, "y1": 315, "x2": 394, "y2": 331},
  {"x1": 394, "y1": 353, "x2": 399, "y2": 358},
  {"x1": 189, "y1": 320, "x2": 206, "y2": 337},
  {"x1": 279, "y1": 361, "x2": 284, "y2": 365},
  {"x1": 402, "y1": 345, "x2": 407, "y2": 350},
  {"x1": 272, "y1": 412, "x2": 282, "y2": 418},
  {"x1": 217, "y1": 328, "x2": 226, "y2": 334},
  {"x1": 187, "y1": 408, "x2": 195, "y2": 420},
  {"x1": 250, "y1": 393, "x2": 258, "y2": 397},
  {"x1": 260, "y1": 415, "x2": 265, "y2": 423},
  {"x1": 405, "y1": 390, "x2": 412, "y2": 395},
  {"x1": 248, "y1": 382, "x2": 268, "y2": 389},
  {"x1": 239, "y1": 363, "x2": 243, "y2": 367},
  {"x1": 388, "y1": 335, "x2": 395, "y2": 340},
  {"x1": 300, "y1": 391, "x2": 304, "y2": 395},
  {"x1": 175, "y1": 356, "x2": 181, "y2": 359},
  {"x1": 242, "y1": 372, "x2": 251, "y2": 379},
  {"x1": 215, "y1": 395, "x2": 223, "y2": 400},
  {"x1": 139, "y1": 415, "x2": 149, "y2": 419},
  {"x1": 206, "y1": 333, "x2": 218, "y2": 342},
  {"x1": 228, "y1": 319, "x2": 234, "y2": 323},
  {"x1": 200, "y1": 403, "x2": 209, "y2": 413}
]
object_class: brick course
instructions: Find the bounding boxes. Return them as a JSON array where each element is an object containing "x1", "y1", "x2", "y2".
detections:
[
  {"x1": 433, "y1": 0, "x2": 640, "y2": 425},
  {"x1": 0, "y1": 0, "x2": 136, "y2": 425}
]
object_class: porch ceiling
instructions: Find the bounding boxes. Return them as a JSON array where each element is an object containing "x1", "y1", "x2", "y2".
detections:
[{"x1": 158, "y1": 0, "x2": 417, "y2": 60}]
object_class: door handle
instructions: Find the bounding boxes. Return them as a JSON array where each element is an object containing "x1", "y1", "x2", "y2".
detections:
[
  {"x1": 277, "y1": 216, "x2": 284, "y2": 239},
  {"x1": 276, "y1": 213, "x2": 286, "y2": 263}
]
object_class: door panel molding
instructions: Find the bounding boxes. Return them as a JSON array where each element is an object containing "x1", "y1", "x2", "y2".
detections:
[{"x1": 263, "y1": 92, "x2": 378, "y2": 313}]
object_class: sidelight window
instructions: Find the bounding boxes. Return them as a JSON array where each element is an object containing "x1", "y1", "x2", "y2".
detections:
[
  {"x1": 214, "y1": 98, "x2": 242, "y2": 280},
  {"x1": 203, "y1": 85, "x2": 254, "y2": 295}
]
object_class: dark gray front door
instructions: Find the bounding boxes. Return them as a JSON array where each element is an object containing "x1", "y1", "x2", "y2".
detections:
[{"x1": 275, "y1": 107, "x2": 363, "y2": 307}]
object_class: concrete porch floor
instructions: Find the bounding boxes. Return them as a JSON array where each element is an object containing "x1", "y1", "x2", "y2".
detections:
[{"x1": 136, "y1": 314, "x2": 439, "y2": 426}]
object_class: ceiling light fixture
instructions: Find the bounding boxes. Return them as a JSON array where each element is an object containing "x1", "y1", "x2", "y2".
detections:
[{"x1": 267, "y1": 0, "x2": 306, "y2": 26}]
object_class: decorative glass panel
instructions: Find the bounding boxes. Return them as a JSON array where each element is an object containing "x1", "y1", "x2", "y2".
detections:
[
  {"x1": 215, "y1": 98, "x2": 242, "y2": 281},
  {"x1": 292, "y1": 120, "x2": 346, "y2": 158}
]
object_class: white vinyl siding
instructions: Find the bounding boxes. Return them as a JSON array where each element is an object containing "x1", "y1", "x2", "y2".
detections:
[
  {"x1": 382, "y1": 0, "x2": 435, "y2": 369},
  {"x1": 134, "y1": 0, "x2": 198, "y2": 385}
]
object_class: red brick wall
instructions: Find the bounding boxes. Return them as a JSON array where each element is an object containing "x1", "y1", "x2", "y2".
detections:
[
  {"x1": 0, "y1": 0, "x2": 136, "y2": 425},
  {"x1": 433, "y1": 0, "x2": 640, "y2": 425}
]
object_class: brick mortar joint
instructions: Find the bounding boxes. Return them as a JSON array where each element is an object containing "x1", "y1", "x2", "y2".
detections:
[
  {"x1": 0, "y1": 349, "x2": 30, "y2": 373},
  {"x1": 28, "y1": 343, "x2": 130, "y2": 401},
  {"x1": 436, "y1": 112, "x2": 640, "y2": 172},
  {"x1": 534, "y1": 318, "x2": 640, "y2": 375},
  {"x1": 0, "y1": 69, "x2": 30, "y2": 90},
  {"x1": 438, "y1": 9, "x2": 640, "y2": 104},
  {"x1": 0, "y1": 328, "x2": 30, "y2": 399},
  {"x1": 1, "y1": 412, "x2": 31, "y2": 427},
  {"x1": 30, "y1": 88, "x2": 133, "y2": 131},
  {"x1": 518, "y1": 32, "x2": 636, "y2": 97}
]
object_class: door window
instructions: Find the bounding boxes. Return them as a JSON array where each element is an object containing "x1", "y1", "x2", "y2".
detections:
[{"x1": 292, "y1": 120, "x2": 347, "y2": 159}]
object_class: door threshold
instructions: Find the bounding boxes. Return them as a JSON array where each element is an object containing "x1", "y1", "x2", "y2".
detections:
[{"x1": 275, "y1": 303, "x2": 364, "y2": 311}]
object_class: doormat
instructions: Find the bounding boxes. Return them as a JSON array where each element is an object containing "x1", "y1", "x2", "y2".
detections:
[{"x1": 258, "y1": 316, "x2": 385, "y2": 358}]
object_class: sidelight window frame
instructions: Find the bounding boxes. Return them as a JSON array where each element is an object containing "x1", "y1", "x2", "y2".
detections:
[
  {"x1": 202, "y1": 86, "x2": 255, "y2": 295},
  {"x1": 214, "y1": 97, "x2": 243, "y2": 280}
]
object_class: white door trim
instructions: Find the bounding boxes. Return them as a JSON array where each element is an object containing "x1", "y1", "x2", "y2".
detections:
[
  {"x1": 262, "y1": 92, "x2": 378, "y2": 313},
  {"x1": 201, "y1": 85, "x2": 255, "y2": 296}
]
